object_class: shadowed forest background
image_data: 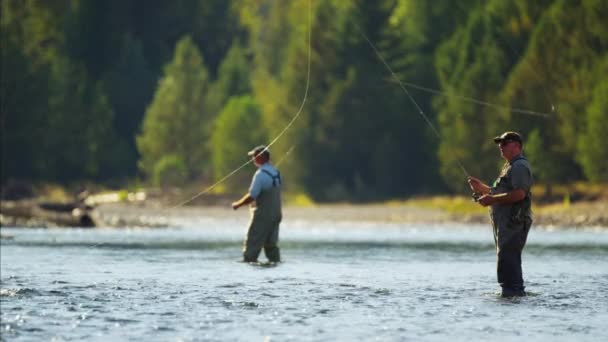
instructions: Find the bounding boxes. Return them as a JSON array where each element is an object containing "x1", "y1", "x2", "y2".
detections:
[{"x1": 2, "y1": 0, "x2": 607, "y2": 202}]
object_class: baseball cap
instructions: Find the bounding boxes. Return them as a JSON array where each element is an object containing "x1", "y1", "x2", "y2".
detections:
[
  {"x1": 493, "y1": 131, "x2": 523, "y2": 144},
  {"x1": 247, "y1": 145, "x2": 270, "y2": 158}
]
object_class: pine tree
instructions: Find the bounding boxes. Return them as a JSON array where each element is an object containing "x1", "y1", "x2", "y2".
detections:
[
  {"x1": 578, "y1": 76, "x2": 608, "y2": 182},
  {"x1": 501, "y1": 0, "x2": 608, "y2": 183},
  {"x1": 102, "y1": 34, "x2": 155, "y2": 178},
  {"x1": 137, "y1": 36, "x2": 212, "y2": 182},
  {"x1": 206, "y1": 41, "x2": 252, "y2": 118},
  {"x1": 210, "y1": 96, "x2": 266, "y2": 192},
  {"x1": 435, "y1": 0, "x2": 552, "y2": 191},
  {"x1": 45, "y1": 57, "x2": 116, "y2": 181}
]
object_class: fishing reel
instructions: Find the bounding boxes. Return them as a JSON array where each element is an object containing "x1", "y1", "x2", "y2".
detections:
[{"x1": 471, "y1": 192, "x2": 481, "y2": 202}]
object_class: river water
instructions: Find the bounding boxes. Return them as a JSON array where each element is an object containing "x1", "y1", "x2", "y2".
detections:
[{"x1": 1, "y1": 210, "x2": 607, "y2": 341}]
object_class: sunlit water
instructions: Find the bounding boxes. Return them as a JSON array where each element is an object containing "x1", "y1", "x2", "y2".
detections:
[{"x1": 2, "y1": 213, "x2": 608, "y2": 341}]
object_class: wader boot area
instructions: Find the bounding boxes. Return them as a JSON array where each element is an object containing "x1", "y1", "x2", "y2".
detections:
[
  {"x1": 243, "y1": 170, "x2": 282, "y2": 263},
  {"x1": 492, "y1": 215, "x2": 532, "y2": 297}
]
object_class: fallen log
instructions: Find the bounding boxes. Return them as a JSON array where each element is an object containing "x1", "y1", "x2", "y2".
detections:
[{"x1": 1, "y1": 200, "x2": 96, "y2": 227}]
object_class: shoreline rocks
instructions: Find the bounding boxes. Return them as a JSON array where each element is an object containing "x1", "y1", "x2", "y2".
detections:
[{"x1": 2, "y1": 200, "x2": 606, "y2": 229}]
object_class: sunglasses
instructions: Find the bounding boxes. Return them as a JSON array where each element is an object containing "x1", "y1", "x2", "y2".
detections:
[{"x1": 499, "y1": 140, "x2": 517, "y2": 147}]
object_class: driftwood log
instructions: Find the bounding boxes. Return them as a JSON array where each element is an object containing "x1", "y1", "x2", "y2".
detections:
[{"x1": 1, "y1": 200, "x2": 96, "y2": 227}]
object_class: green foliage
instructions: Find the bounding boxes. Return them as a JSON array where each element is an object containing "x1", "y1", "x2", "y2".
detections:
[
  {"x1": 245, "y1": 0, "x2": 452, "y2": 201},
  {"x1": 153, "y1": 155, "x2": 188, "y2": 187},
  {"x1": 577, "y1": 75, "x2": 608, "y2": 182},
  {"x1": 45, "y1": 57, "x2": 116, "y2": 181},
  {"x1": 210, "y1": 96, "x2": 266, "y2": 192},
  {"x1": 501, "y1": 0, "x2": 608, "y2": 183},
  {"x1": 525, "y1": 129, "x2": 559, "y2": 183},
  {"x1": 2, "y1": 0, "x2": 245, "y2": 184},
  {"x1": 102, "y1": 34, "x2": 155, "y2": 178},
  {"x1": 2, "y1": 1, "x2": 56, "y2": 181},
  {"x1": 207, "y1": 42, "x2": 252, "y2": 117},
  {"x1": 3, "y1": 0, "x2": 607, "y2": 200},
  {"x1": 137, "y1": 36, "x2": 211, "y2": 181},
  {"x1": 1, "y1": 13, "x2": 49, "y2": 181},
  {"x1": 434, "y1": 0, "x2": 551, "y2": 190},
  {"x1": 2, "y1": 0, "x2": 115, "y2": 182}
]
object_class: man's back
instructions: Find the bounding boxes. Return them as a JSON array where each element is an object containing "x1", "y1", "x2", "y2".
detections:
[{"x1": 250, "y1": 163, "x2": 282, "y2": 220}]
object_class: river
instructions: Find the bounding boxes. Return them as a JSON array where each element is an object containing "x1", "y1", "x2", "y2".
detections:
[{"x1": 1, "y1": 209, "x2": 607, "y2": 341}]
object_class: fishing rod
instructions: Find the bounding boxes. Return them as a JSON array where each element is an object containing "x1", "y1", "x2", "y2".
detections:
[{"x1": 360, "y1": 31, "x2": 471, "y2": 178}]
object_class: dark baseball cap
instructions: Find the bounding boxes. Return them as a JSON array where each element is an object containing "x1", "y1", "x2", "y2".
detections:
[
  {"x1": 493, "y1": 131, "x2": 523, "y2": 144},
  {"x1": 247, "y1": 145, "x2": 270, "y2": 157}
]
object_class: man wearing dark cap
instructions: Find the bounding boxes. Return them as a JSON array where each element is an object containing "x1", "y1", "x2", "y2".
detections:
[
  {"x1": 468, "y1": 131, "x2": 534, "y2": 297},
  {"x1": 232, "y1": 145, "x2": 282, "y2": 263}
]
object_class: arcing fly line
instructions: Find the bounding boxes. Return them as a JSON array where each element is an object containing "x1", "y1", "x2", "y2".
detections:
[
  {"x1": 390, "y1": 33, "x2": 556, "y2": 119},
  {"x1": 498, "y1": 33, "x2": 556, "y2": 116},
  {"x1": 167, "y1": 0, "x2": 312, "y2": 210},
  {"x1": 360, "y1": 32, "x2": 471, "y2": 178},
  {"x1": 387, "y1": 80, "x2": 553, "y2": 119},
  {"x1": 274, "y1": 145, "x2": 296, "y2": 167}
]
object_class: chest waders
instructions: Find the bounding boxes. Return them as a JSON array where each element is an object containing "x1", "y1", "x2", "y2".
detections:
[
  {"x1": 243, "y1": 170, "x2": 282, "y2": 262},
  {"x1": 489, "y1": 155, "x2": 533, "y2": 296}
]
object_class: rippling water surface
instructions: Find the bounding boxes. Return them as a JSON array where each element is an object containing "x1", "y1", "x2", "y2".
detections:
[{"x1": 2, "y1": 214, "x2": 607, "y2": 341}]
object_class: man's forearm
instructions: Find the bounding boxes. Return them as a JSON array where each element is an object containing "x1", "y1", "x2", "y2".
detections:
[
  {"x1": 489, "y1": 189, "x2": 526, "y2": 205},
  {"x1": 233, "y1": 193, "x2": 254, "y2": 209}
]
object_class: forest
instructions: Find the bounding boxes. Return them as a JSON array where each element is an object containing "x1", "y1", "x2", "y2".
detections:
[{"x1": 2, "y1": 0, "x2": 607, "y2": 201}]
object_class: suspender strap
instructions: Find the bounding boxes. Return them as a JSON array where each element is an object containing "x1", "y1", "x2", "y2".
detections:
[{"x1": 261, "y1": 169, "x2": 281, "y2": 187}]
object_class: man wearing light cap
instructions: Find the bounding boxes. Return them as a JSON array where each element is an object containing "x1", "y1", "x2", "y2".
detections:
[
  {"x1": 232, "y1": 145, "x2": 282, "y2": 263},
  {"x1": 468, "y1": 131, "x2": 534, "y2": 297}
]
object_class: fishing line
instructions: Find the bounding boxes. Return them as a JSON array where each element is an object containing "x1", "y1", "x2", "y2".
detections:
[
  {"x1": 167, "y1": 0, "x2": 312, "y2": 210},
  {"x1": 396, "y1": 28, "x2": 557, "y2": 119},
  {"x1": 275, "y1": 144, "x2": 296, "y2": 167},
  {"x1": 360, "y1": 32, "x2": 471, "y2": 178},
  {"x1": 386, "y1": 79, "x2": 553, "y2": 118},
  {"x1": 498, "y1": 32, "x2": 557, "y2": 116}
]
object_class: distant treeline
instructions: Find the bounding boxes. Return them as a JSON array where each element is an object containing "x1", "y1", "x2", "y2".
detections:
[{"x1": 2, "y1": 0, "x2": 607, "y2": 201}]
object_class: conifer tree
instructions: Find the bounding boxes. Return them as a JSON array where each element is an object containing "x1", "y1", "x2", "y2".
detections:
[
  {"x1": 45, "y1": 57, "x2": 116, "y2": 181},
  {"x1": 206, "y1": 42, "x2": 252, "y2": 118},
  {"x1": 102, "y1": 34, "x2": 155, "y2": 178},
  {"x1": 578, "y1": 77, "x2": 608, "y2": 182},
  {"x1": 137, "y1": 36, "x2": 211, "y2": 182},
  {"x1": 210, "y1": 96, "x2": 266, "y2": 192}
]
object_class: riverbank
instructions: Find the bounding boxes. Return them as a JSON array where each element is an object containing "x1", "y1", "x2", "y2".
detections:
[
  {"x1": 4, "y1": 198, "x2": 602, "y2": 230},
  {"x1": 2, "y1": 183, "x2": 607, "y2": 229}
]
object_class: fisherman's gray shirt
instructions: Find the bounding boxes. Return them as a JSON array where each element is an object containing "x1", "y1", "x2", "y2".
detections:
[
  {"x1": 489, "y1": 154, "x2": 533, "y2": 223},
  {"x1": 249, "y1": 163, "x2": 281, "y2": 199}
]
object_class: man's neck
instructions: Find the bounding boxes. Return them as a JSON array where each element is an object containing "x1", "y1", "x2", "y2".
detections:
[{"x1": 507, "y1": 153, "x2": 523, "y2": 163}]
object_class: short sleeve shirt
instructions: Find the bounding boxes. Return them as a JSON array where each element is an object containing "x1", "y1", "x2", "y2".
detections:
[
  {"x1": 490, "y1": 154, "x2": 533, "y2": 220},
  {"x1": 510, "y1": 159, "x2": 533, "y2": 193},
  {"x1": 491, "y1": 155, "x2": 533, "y2": 194},
  {"x1": 249, "y1": 163, "x2": 281, "y2": 199}
]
